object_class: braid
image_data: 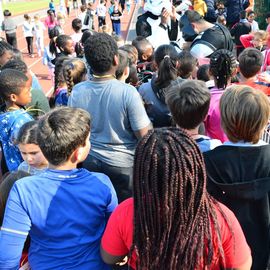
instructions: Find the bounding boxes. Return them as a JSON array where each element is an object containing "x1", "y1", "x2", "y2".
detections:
[
  {"x1": 210, "y1": 49, "x2": 237, "y2": 89},
  {"x1": 132, "y1": 128, "x2": 226, "y2": 270},
  {"x1": 64, "y1": 64, "x2": 74, "y2": 96}
]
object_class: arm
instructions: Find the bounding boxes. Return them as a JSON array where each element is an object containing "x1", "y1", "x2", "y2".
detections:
[
  {"x1": 100, "y1": 246, "x2": 126, "y2": 265},
  {"x1": 134, "y1": 124, "x2": 152, "y2": 140},
  {"x1": 240, "y1": 34, "x2": 253, "y2": 48}
]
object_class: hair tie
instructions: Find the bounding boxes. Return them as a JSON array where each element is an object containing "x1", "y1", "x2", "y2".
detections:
[{"x1": 164, "y1": 55, "x2": 170, "y2": 59}]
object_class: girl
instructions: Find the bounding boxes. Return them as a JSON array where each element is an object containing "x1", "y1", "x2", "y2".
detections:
[
  {"x1": 44, "y1": 9, "x2": 57, "y2": 34},
  {"x1": 53, "y1": 58, "x2": 86, "y2": 106},
  {"x1": 110, "y1": 4, "x2": 122, "y2": 36},
  {"x1": 204, "y1": 49, "x2": 238, "y2": 142},
  {"x1": 101, "y1": 128, "x2": 252, "y2": 270},
  {"x1": 138, "y1": 44, "x2": 182, "y2": 127},
  {"x1": 16, "y1": 121, "x2": 48, "y2": 175},
  {"x1": 23, "y1": 14, "x2": 34, "y2": 58},
  {"x1": 52, "y1": 34, "x2": 75, "y2": 62},
  {"x1": 33, "y1": 14, "x2": 45, "y2": 57}
]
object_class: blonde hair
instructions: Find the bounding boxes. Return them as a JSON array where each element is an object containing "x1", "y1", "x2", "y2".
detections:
[
  {"x1": 253, "y1": 30, "x2": 269, "y2": 43},
  {"x1": 98, "y1": 25, "x2": 112, "y2": 35},
  {"x1": 220, "y1": 85, "x2": 270, "y2": 143}
]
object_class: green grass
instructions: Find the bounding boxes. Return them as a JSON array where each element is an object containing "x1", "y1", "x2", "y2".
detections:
[{"x1": 3, "y1": 0, "x2": 60, "y2": 16}]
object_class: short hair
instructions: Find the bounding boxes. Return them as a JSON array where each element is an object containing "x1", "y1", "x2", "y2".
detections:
[
  {"x1": 197, "y1": 64, "x2": 210, "y2": 82},
  {"x1": 116, "y1": 50, "x2": 129, "y2": 79},
  {"x1": 80, "y1": 5, "x2": 86, "y2": 12},
  {"x1": 24, "y1": 14, "x2": 30, "y2": 20},
  {"x1": 247, "y1": 10, "x2": 255, "y2": 17},
  {"x1": 119, "y1": 44, "x2": 138, "y2": 65},
  {"x1": 253, "y1": 30, "x2": 269, "y2": 42},
  {"x1": 220, "y1": 85, "x2": 270, "y2": 143},
  {"x1": 84, "y1": 33, "x2": 118, "y2": 74},
  {"x1": 238, "y1": 48, "x2": 263, "y2": 78},
  {"x1": 1, "y1": 59, "x2": 28, "y2": 74},
  {"x1": 240, "y1": 10, "x2": 247, "y2": 20},
  {"x1": 177, "y1": 50, "x2": 197, "y2": 79},
  {"x1": 72, "y1": 18, "x2": 82, "y2": 32},
  {"x1": 37, "y1": 107, "x2": 91, "y2": 166},
  {"x1": 16, "y1": 121, "x2": 38, "y2": 145},
  {"x1": 185, "y1": 10, "x2": 204, "y2": 23},
  {"x1": 0, "y1": 40, "x2": 13, "y2": 57},
  {"x1": 266, "y1": 12, "x2": 270, "y2": 19},
  {"x1": 0, "y1": 69, "x2": 28, "y2": 100},
  {"x1": 3, "y1": 10, "x2": 11, "y2": 17},
  {"x1": 166, "y1": 80, "x2": 210, "y2": 129},
  {"x1": 132, "y1": 36, "x2": 152, "y2": 62}
]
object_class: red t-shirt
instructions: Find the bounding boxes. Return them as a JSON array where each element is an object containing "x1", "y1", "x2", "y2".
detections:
[
  {"x1": 101, "y1": 198, "x2": 250, "y2": 270},
  {"x1": 235, "y1": 81, "x2": 270, "y2": 96}
]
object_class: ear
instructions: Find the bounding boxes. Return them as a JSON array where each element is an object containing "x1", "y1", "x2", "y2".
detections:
[
  {"x1": 124, "y1": 66, "x2": 130, "y2": 77},
  {"x1": 141, "y1": 53, "x2": 148, "y2": 61},
  {"x1": 10, "y1": 93, "x2": 17, "y2": 103},
  {"x1": 190, "y1": 22, "x2": 196, "y2": 29},
  {"x1": 113, "y1": 54, "x2": 119, "y2": 66}
]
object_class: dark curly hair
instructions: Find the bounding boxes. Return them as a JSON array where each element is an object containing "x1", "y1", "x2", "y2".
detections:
[{"x1": 84, "y1": 32, "x2": 118, "y2": 74}]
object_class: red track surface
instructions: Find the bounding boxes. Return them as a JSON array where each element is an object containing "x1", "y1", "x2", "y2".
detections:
[{"x1": 13, "y1": 2, "x2": 136, "y2": 96}]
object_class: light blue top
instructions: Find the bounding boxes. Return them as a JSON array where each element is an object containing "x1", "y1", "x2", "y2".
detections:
[
  {"x1": 68, "y1": 79, "x2": 150, "y2": 167},
  {"x1": 0, "y1": 168, "x2": 117, "y2": 270}
]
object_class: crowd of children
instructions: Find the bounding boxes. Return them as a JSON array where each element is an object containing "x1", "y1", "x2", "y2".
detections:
[{"x1": 0, "y1": 0, "x2": 270, "y2": 270}]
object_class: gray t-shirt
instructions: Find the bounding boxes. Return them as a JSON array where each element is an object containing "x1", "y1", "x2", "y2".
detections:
[{"x1": 68, "y1": 79, "x2": 150, "y2": 167}]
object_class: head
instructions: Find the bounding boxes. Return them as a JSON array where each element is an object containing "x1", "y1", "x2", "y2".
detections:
[
  {"x1": 112, "y1": 34, "x2": 125, "y2": 48},
  {"x1": 115, "y1": 50, "x2": 130, "y2": 81},
  {"x1": 119, "y1": 44, "x2": 138, "y2": 65},
  {"x1": 217, "y1": 15, "x2": 226, "y2": 26},
  {"x1": 251, "y1": 30, "x2": 268, "y2": 48},
  {"x1": 84, "y1": 33, "x2": 118, "y2": 75},
  {"x1": 240, "y1": 10, "x2": 247, "y2": 20},
  {"x1": 53, "y1": 56, "x2": 70, "y2": 93},
  {"x1": 132, "y1": 36, "x2": 153, "y2": 62},
  {"x1": 34, "y1": 14, "x2": 40, "y2": 22},
  {"x1": 197, "y1": 64, "x2": 211, "y2": 82},
  {"x1": 62, "y1": 58, "x2": 87, "y2": 95},
  {"x1": 47, "y1": 9, "x2": 55, "y2": 17},
  {"x1": 209, "y1": 49, "x2": 237, "y2": 89},
  {"x1": 3, "y1": 10, "x2": 11, "y2": 17},
  {"x1": 56, "y1": 34, "x2": 74, "y2": 54},
  {"x1": 49, "y1": 26, "x2": 61, "y2": 55},
  {"x1": 57, "y1": 12, "x2": 65, "y2": 27},
  {"x1": 16, "y1": 121, "x2": 48, "y2": 168},
  {"x1": 177, "y1": 50, "x2": 198, "y2": 79},
  {"x1": 80, "y1": 5, "x2": 86, "y2": 12},
  {"x1": 0, "y1": 69, "x2": 32, "y2": 106},
  {"x1": 247, "y1": 11, "x2": 255, "y2": 23},
  {"x1": 0, "y1": 40, "x2": 13, "y2": 67},
  {"x1": 266, "y1": 12, "x2": 270, "y2": 24},
  {"x1": 132, "y1": 127, "x2": 225, "y2": 269},
  {"x1": 216, "y1": 0, "x2": 225, "y2": 9},
  {"x1": 179, "y1": 10, "x2": 202, "y2": 41},
  {"x1": 99, "y1": 25, "x2": 112, "y2": 35},
  {"x1": 238, "y1": 48, "x2": 263, "y2": 79},
  {"x1": 154, "y1": 44, "x2": 179, "y2": 89},
  {"x1": 37, "y1": 107, "x2": 91, "y2": 166},
  {"x1": 72, "y1": 18, "x2": 82, "y2": 33},
  {"x1": 220, "y1": 85, "x2": 270, "y2": 143},
  {"x1": 75, "y1": 30, "x2": 95, "y2": 58},
  {"x1": 24, "y1": 14, "x2": 30, "y2": 21},
  {"x1": 166, "y1": 80, "x2": 210, "y2": 129}
]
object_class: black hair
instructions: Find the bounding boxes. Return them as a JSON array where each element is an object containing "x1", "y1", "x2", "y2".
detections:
[
  {"x1": 154, "y1": 44, "x2": 178, "y2": 89},
  {"x1": 185, "y1": 10, "x2": 204, "y2": 23},
  {"x1": 209, "y1": 49, "x2": 237, "y2": 89},
  {"x1": 1, "y1": 59, "x2": 28, "y2": 74},
  {"x1": 240, "y1": 10, "x2": 247, "y2": 20},
  {"x1": 75, "y1": 30, "x2": 94, "y2": 58},
  {"x1": 16, "y1": 121, "x2": 38, "y2": 145},
  {"x1": 3, "y1": 10, "x2": 11, "y2": 17},
  {"x1": 247, "y1": 10, "x2": 255, "y2": 17},
  {"x1": 49, "y1": 26, "x2": 61, "y2": 55},
  {"x1": 238, "y1": 47, "x2": 263, "y2": 78},
  {"x1": 197, "y1": 64, "x2": 210, "y2": 82},
  {"x1": 37, "y1": 107, "x2": 91, "y2": 166},
  {"x1": 72, "y1": 18, "x2": 82, "y2": 32},
  {"x1": 266, "y1": 12, "x2": 270, "y2": 19},
  {"x1": 132, "y1": 127, "x2": 226, "y2": 269},
  {"x1": 84, "y1": 32, "x2": 118, "y2": 74},
  {"x1": 116, "y1": 50, "x2": 129, "y2": 79},
  {"x1": 166, "y1": 80, "x2": 211, "y2": 129},
  {"x1": 0, "y1": 69, "x2": 28, "y2": 101},
  {"x1": 55, "y1": 34, "x2": 73, "y2": 54},
  {"x1": 177, "y1": 50, "x2": 197, "y2": 79},
  {"x1": 119, "y1": 44, "x2": 138, "y2": 65},
  {"x1": 132, "y1": 36, "x2": 152, "y2": 62},
  {"x1": 0, "y1": 40, "x2": 13, "y2": 57}
]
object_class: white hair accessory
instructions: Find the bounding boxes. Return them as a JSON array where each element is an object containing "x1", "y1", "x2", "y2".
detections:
[{"x1": 164, "y1": 55, "x2": 170, "y2": 59}]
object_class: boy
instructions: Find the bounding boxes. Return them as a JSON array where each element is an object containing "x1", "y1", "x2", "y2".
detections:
[
  {"x1": 96, "y1": 0, "x2": 107, "y2": 28},
  {"x1": 110, "y1": 3, "x2": 122, "y2": 36},
  {"x1": 237, "y1": 48, "x2": 270, "y2": 96},
  {"x1": 2, "y1": 10, "x2": 17, "y2": 48},
  {"x1": 166, "y1": 80, "x2": 221, "y2": 152},
  {"x1": 0, "y1": 107, "x2": 117, "y2": 269},
  {"x1": 71, "y1": 18, "x2": 83, "y2": 44},
  {"x1": 0, "y1": 69, "x2": 33, "y2": 173}
]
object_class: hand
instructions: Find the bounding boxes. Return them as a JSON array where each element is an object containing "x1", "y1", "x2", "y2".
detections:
[
  {"x1": 171, "y1": 6, "x2": 177, "y2": 22},
  {"x1": 161, "y1": 8, "x2": 170, "y2": 25},
  {"x1": 257, "y1": 72, "x2": 270, "y2": 84}
]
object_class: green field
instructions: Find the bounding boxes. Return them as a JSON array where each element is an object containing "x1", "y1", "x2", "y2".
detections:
[{"x1": 3, "y1": 0, "x2": 60, "y2": 15}]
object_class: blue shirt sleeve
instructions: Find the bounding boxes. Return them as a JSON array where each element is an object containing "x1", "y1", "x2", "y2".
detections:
[{"x1": 0, "y1": 183, "x2": 31, "y2": 269}]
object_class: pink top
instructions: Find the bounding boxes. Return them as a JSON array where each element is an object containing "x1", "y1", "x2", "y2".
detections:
[
  {"x1": 204, "y1": 88, "x2": 228, "y2": 143},
  {"x1": 267, "y1": 24, "x2": 270, "y2": 48},
  {"x1": 44, "y1": 16, "x2": 57, "y2": 29}
]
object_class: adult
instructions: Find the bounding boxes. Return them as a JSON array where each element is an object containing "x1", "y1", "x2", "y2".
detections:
[
  {"x1": 68, "y1": 33, "x2": 151, "y2": 203},
  {"x1": 180, "y1": 10, "x2": 233, "y2": 60},
  {"x1": 2, "y1": 10, "x2": 17, "y2": 48},
  {"x1": 101, "y1": 128, "x2": 252, "y2": 270}
]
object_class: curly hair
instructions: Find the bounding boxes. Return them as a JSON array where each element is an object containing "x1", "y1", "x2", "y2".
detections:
[
  {"x1": 132, "y1": 127, "x2": 226, "y2": 270},
  {"x1": 84, "y1": 32, "x2": 118, "y2": 74}
]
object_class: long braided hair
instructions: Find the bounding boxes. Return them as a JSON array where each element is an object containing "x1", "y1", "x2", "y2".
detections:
[
  {"x1": 209, "y1": 49, "x2": 237, "y2": 90},
  {"x1": 132, "y1": 128, "x2": 225, "y2": 270}
]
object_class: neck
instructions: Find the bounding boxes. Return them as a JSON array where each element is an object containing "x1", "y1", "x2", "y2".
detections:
[
  {"x1": 185, "y1": 127, "x2": 200, "y2": 138},
  {"x1": 5, "y1": 102, "x2": 21, "y2": 111},
  {"x1": 92, "y1": 71, "x2": 116, "y2": 80},
  {"x1": 198, "y1": 21, "x2": 215, "y2": 33},
  {"x1": 238, "y1": 73, "x2": 256, "y2": 83},
  {"x1": 48, "y1": 161, "x2": 77, "y2": 171}
]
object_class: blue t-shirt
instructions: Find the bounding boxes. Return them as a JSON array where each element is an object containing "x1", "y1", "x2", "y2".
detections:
[
  {"x1": 195, "y1": 135, "x2": 221, "y2": 152},
  {"x1": 0, "y1": 168, "x2": 117, "y2": 269}
]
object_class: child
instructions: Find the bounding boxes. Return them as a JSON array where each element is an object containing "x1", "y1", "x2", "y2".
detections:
[
  {"x1": 166, "y1": 80, "x2": 221, "y2": 152},
  {"x1": 78, "y1": 5, "x2": 88, "y2": 32},
  {"x1": 197, "y1": 64, "x2": 215, "y2": 89},
  {"x1": 0, "y1": 106, "x2": 118, "y2": 269},
  {"x1": 55, "y1": 58, "x2": 87, "y2": 106},
  {"x1": 204, "y1": 85, "x2": 270, "y2": 270},
  {"x1": 16, "y1": 121, "x2": 48, "y2": 174},
  {"x1": 266, "y1": 12, "x2": 270, "y2": 48},
  {"x1": 115, "y1": 50, "x2": 130, "y2": 82},
  {"x1": 247, "y1": 10, "x2": 259, "y2": 32},
  {"x1": 96, "y1": 0, "x2": 107, "y2": 28},
  {"x1": 49, "y1": 0, "x2": 56, "y2": 14},
  {"x1": 33, "y1": 14, "x2": 45, "y2": 57},
  {"x1": 71, "y1": 18, "x2": 83, "y2": 44},
  {"x1": 84, "y1": 2, "x2": 95, "y2": 31},
  {"x1": 44, "y1": 9, "x2": 57, "y2": 33},
  {"x1": 23, "y1": 14, "x2": 34, "y2": 58},
  {"x1": 2, "y1": 10, "x2": 17, "y2": 48},
  {"x1": 56, "y1": 12, "x2": 65, "y2": 34},
  {"x1": 110, "y1": 4, "x2": 122, "y2": 36},
  {"x1": 0, "y1": 69, "x2": 33, "y2": 173},
  {"x1": 177, "y1": 50, "x2": 198, "y2": 79}
]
